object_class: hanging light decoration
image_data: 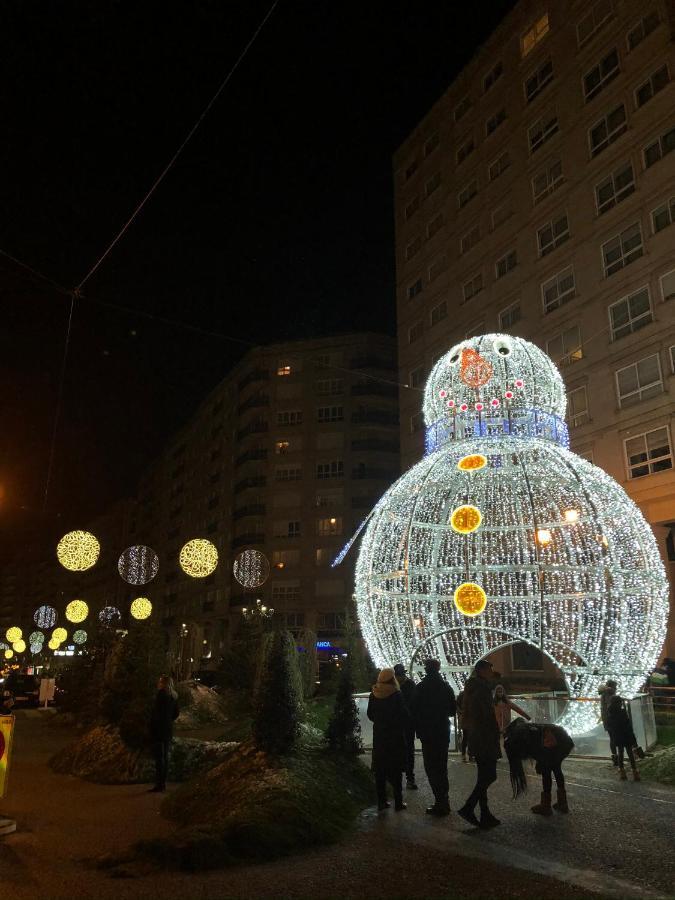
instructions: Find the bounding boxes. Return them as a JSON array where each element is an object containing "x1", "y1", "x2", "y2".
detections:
[
  {"x1": 12, "y1": 639, "x2": 26, "y2": 653},
  {"x1": 73, "y1": 630, "x2": 87, "y2": 645},
  {"x1": 130, "y1": 597, "x2": 152, "y2": 620},
  {"x1": 65, "y1": 599, "x2": 89, "y2": 623},
  {"x1": 29, "y1": 631, "x2": 45, "y2": 646},
  {"x1": 47, "y1": 638, "x2": 60, "y2": 650},
  {"x1": 56, "y1": 530, "x2": 100, "y2": 572},
  {"x1": 233, "y1": 549, "x2": 270, "y2": 589},
  {"x1": 98, "y1": 606, "x2": 121, "y2": 626},
  {"x1": 4, "y1": 649, "x2": 13, "y2": 659},
  {"x1": 118, "y1": 545, "x2": 159, "y2": 586},
  {"x1": 5, "y1": 627, "x2": 22, "y2": 644},
  {"x1": 179, "y1": 538, "x2": 218, "y2": 578},
  {"x1": 30, "y1": 642, "x2": 43, "y2": 655},
  {"x1": 52, "y1": 627, "x2": 68, "y2": 643},
  {"x1": 34, "y1": 606, "x2": 57, "y2": 629}
]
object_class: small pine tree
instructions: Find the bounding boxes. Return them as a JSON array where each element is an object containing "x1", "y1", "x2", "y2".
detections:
[
  {"x1": 326, "y1": 654, "x2": 363, "y2": 755},
  {"x1": 296, "y1": 628, "x2": 318, "y2": 699},
  {"x1": 252, "y1": 628, "x2": 303, "y2": 755}
]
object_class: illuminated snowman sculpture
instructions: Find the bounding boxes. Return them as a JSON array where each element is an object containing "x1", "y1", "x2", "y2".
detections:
[{"x1": 352, "y1": 334, "x2": 669, "y2": 734}]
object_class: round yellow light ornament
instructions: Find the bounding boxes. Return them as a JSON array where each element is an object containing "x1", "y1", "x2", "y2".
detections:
[
  {"x1": 6, "y1": 626, "x2": 22, "y2": 644},
  {"x1": 48, "y1": 637, "x2": 60, "y2": 650},
  {"x1": 453, "y1": 582, "x2": 488, "y2": 617},
  {"x1": 12, "y1": 640, "x2": 26, "y2": 653},
  {"x1": 179, "y1": 538, "x2": 218, "y2": 578},
  {"x1": 130, "y1": 597, "x2": 152, "y2": 620},
  {"x1": 457, "y1": 454, "x2": 487, "y2": 472},
  {"x1": 4, "y1": 649, "x2": 13, "y2": 659},
  {"x1": 52, "y1": 627, "x2": 68, "y2": 643},
  {"x1": 450, "y1": 505, "x2": 482, "y2": 534},
  {"x1": 56, "y1": 530, "x2": 100, "y2": 572},
  {"x1": 65, "y1": 599, "x2": 89, "y2": 623}
]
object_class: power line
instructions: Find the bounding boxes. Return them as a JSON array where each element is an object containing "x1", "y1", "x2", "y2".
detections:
[{"x1": 43, "y1": 293, "x2": 76, "y2": 510}]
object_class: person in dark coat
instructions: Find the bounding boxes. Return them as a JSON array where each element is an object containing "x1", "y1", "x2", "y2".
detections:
[
  {"x1": 149, "y1": 674, "x2": 179, "y2": 793},
  {"x1": 606, "y1": 695, "x2": 640, "y2": 781},
  {"x1": 458, "y1": 659, "x2": 501, "y2": 829},
  {"x1": 393, "y1": 663, "x2": 418, "y2": 790},
  {"x1": 504, "y1": 718, "x2": 575, "y2": 815},
  {"x1": 367, "y1": 667, "x2": 409, "y2": 812},
  {"x1": 411, "y1": 658, "x2": 456, "y2": 816},
  {"x1": 599, "y1": 679, "x2": 618, "y2": 766}
]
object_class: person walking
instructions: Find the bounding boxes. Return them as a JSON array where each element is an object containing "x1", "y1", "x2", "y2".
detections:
[
  {"x1": 606, "y1": 695, "x2": 641, "y2": 782},
  {"x1": 599, "y1": 680, "x2": 618, "y2": 766},
  {"x1": 367, "y1": 668, "x2": 408, "y2": 812},
  {"x1": 393, "y1": 663, "x2": 418, "y2": 790},
  {"x1": 411, "y1": 658, "x2": 456, "y2": 816},
  {"x1": 458, "y1": 659, "x2": 501, "y2": 829},
  {"x1": 494, "y1": 684, "x2": 531, "y2": 738},
  {"x1": 149, "y1": 674, "x2": 179, "y2": 793}
]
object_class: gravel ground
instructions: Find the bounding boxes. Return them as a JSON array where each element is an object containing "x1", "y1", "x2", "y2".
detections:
[{"x1": 0, "y1": 713, "x2": 673, "y2": 900}]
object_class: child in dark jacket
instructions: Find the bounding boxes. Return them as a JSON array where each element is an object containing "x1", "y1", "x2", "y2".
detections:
[{"x1": 606, "y1": 695, "x2": 640, "y2": 781}]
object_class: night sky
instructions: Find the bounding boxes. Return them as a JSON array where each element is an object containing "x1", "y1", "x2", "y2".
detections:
[{"x1": 1, "y1": 0, "x2": 515, "y2": 548}]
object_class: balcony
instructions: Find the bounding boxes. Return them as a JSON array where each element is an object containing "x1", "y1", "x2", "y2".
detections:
[
  {"x1": 352, "y1": 466, "x2": 398, "y2": 481},
  {"x1": 237, "y1": 393, "x2": 270, "y2": 416},
  {"x1": 351, "y1": 438, "x2": 399, "y2": 453},
  {"x1": 350, "y1": 356, "x2": 397, "y2": 372},
  {"x1": 234, "y1": 475, "x2": 267, "y2": 494},
  {"x1": 231, "y1": 532, "x2": 266, "y2": 549},
  {"x1": 235, "y1": 447, "x2": 268, "y2": 468},
  {"x1": 233, "y1": 503, "x2": 266, "y2": 521},
  {"x1": 350, "y1": 383, "x2": 398, "y2": 399},
  {"x1": 351, "y1": 410, "x2": 399, "y2": 427},
  {"x1": 236, "y1": 420, "x2": 269, "y2": 441},
  {"x1": 238, "y1": 368, "x2": 270, "y2": 391}
]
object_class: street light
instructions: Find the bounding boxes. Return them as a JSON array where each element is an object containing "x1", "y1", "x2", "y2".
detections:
[{"x1": 242, "y1": 599, "x2": 275, "y2": 620}]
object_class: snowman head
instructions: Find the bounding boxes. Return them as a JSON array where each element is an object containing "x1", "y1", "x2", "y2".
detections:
[{"x1": 423, "y1": 334, "x2": 567, "y2": 442}]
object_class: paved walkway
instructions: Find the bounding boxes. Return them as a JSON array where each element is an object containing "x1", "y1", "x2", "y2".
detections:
[{"x1": 0, "y1": 713, "x2": 673, "y2": 899}]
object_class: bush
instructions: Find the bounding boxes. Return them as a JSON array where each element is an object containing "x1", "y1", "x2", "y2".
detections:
[
  {"x1": 326, "y1": 656, "x2": 363, "y2": 755},
  {"x1": 252, "y1": 629, "x2": 304, "y2": 755}
]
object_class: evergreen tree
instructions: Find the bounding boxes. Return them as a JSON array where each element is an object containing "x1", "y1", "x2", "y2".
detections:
[
  {"x1": 252, "y1": 628, "x2": 303, "y2": 755},
  {"x1": 341, "y1": 603, "x2": 375, "y2": 693},
  {"x1": 325, "y1": 653, "x2": 363, "y2": 755},
  {"x1": 296, "y1": 628, "x2": 318, "y2": 699}
]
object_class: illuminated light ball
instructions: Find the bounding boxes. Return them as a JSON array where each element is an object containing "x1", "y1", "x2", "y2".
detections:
[
  {"x1": 5, "y1": 627, "x2": 22, "y2": 644},
  {"x1": 34, "y1": 605, "x2": 57, "y2": 629},
  {"x1": 536, "y1": 528, "x2": 553, "y2": 546},
  {"x1": 457, "y1": 453, "x2": 487, "y2": 472},
  {"x1": 233, "y1": 549, "x2": 270, "y2": 589},
  {"x1": 52, "y1": 627, "x2": 68, "y2": 643},
  {"x1": 450, "y1": 505, "x2": 483, "y2": 534},
  {"x1": 491, "y1": 398, "x2": 500, "y2": 408},
  {"x1": 65, "y1": 599, "x2": 89, "y2": 623},
  {"x1": 99, "y1": 606, "x2": 121, "y2": 626},
  {"x1": 56, "y1": 530, "x2": 100, "y2": 572},
  {"x1": 12, "y1": 640, "x2": 26, "y2": 653},
  {"x1": 73, "y1": 630, "x2": 87, "y2": 645},
  {"x1": 48, "y1": 638, "x2": 60, "y2": 650},
  {"x1": 453, "y1": 582, "x2": 488, "y2": 617},
  {"x1": 30, "y1": 643, "x2": 42, "y2": 655},
  {"x1": 179, "y1": 539, "x2": 218, "y2": 578},
  {"x1": 29, "y1": 631, "x2": 45, "y2": 645},
  {"x1": 4, "y1": 649, "x2": 13, "y2": 660},
  {"x1": 130, "y1": 597, "x2": 152, "y2": 620},
  {"x1": 564, "y1": 509, "x2": 580, "y2": 524},
  {"x1": 439, "y1": 390, "x2": 447, "y2": 399},
  {"x1": 118, "y1": 545, "x2": 159, "y2": 586}
]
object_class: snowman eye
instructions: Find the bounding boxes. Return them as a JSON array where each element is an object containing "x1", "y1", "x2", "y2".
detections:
[
  {"x1": 493, "y1": 337, "x2": 512, "y2": 357},
  {"x1": 448, "y1": 345, "x2": 463, "y2": 366}
]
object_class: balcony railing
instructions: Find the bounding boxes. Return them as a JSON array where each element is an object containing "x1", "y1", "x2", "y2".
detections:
[
  {"x1": 233, "y1": 475, "x2": 267, "y2": 494},
  {"x1": 234, "y1": 447, "x2": 268, "y2": 468},
  {"x1": 233, "y1": 503, "x2": 266, "y2": 520},
  {"x1": 238, "y1": 368, "x2": 270, "y2": 391},
  {"x1": 231, "y1": 532, "x2": 266, "y2": 549},
  {"x1": 351, "y1": 410, "x2": 399, "y2": 427},
  {"x1": 236, "y1": 420, "x2": 269, "y2": 441}
]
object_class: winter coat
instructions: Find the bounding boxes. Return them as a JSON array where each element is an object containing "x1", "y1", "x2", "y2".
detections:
[
  {"x1": 397, "y1": 675, "x2": 416, "y2": 738},
  {"x1": 367, "y1": 690, "x2": 408, "y2": 773},
  {"x1": 606, "y1": 701, "x2": 636, "y2": 747},
  {"x1": 411, "y1": 672, "x2": 456, "y2": 744},
  {"x1": 149, "y1": 688, "x2": 179, "y2": 742},
  {"x1": 462, "y1": 675, "x2": 500, "y2": 760},
  {"x1": 598, "y1": 684, "x2": 616, "y2": 728}
]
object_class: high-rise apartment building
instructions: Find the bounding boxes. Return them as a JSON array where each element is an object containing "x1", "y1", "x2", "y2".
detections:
[{"x1": 394, "y1": 0, "x2": 675, "y2": 656}]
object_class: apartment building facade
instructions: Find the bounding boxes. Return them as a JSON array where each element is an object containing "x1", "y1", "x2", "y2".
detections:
[{"x1": 394, "y1": 0, "x2": 675, "y2": 657}]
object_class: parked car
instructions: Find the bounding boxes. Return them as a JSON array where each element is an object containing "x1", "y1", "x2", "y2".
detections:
[{"x1": 4, "y1": 673, "x2": 39, "y2": 709}]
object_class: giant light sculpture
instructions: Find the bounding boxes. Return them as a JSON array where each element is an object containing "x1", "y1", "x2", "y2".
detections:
[{"x1": 352, "y1": 334, "x2": 669, "y2": 735}]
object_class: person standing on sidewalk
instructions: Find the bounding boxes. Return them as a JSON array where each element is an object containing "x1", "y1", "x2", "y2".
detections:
[
  {"x1": 599, "y1": 679, "x2": 618, "y2": 766},
  {"x1": 606, "y1": 695, "x2": 641, "y2": 782},
  {"x1": 494, "y1": 684, "x2": 531, "y2": 739},
  {"x1": 149, "y1": 675, "x2": 179, "y2": 793},
  {"x1": 411, "y1": 658, "x2": 456, "y2": 817},
  {"x1": 458, "y1": 659, "x2": 501, "y2": 829},
  {"x1": 393, "y1": 663, "x2": 418, "y2": 790},
  {"x1": 367, "y1": 668, "x2": 409, "y2": 812}
]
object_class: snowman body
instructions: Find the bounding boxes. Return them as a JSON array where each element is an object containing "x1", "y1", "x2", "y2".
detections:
[{"x1": 354, "y1": 334, "x2": 669, "y2": 734}]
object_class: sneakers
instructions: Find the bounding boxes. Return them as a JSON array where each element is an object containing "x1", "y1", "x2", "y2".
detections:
[{"x1": 457, "y1": 805, "x2": 480, "y2": 827}]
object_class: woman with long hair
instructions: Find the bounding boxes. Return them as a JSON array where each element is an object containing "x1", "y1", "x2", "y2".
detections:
[{"x1": 504, "y1": 717, "x2": 574, "y2": 815}]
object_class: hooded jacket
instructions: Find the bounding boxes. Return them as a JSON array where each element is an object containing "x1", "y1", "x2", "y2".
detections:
[{"x1": 462, "y1": 674, "x2": 500, "y2": 760}]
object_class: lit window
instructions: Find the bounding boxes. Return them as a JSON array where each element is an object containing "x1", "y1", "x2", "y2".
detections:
[
  {"x1": 483, "y1": 61, "x2": 503, "y2": 93},
  {"x1": 547, "y1": 325, "x2": 583, "y2": 365},
  {"x1": 635, "y1": 64, "x2": 669, "y2": 108},
  {"x1": 407, "y1": 278, "x2": 423, "y2": 300},
  {"x1": 652, "y1": 198, "x2": 675, "y2": 233},
  {"x1": 609, "y1": 287, "x2": 652, "y2": 340},
  {"x1": 454, "y1": 95, "x2": 471, "y2": 121},
  {"x1": 458, "y1": 180, "x2": 478, "y2": 209},
  {"x1": 583, "y1": 48, "x2": 620, "y2": 102},
  {"x1": 616, "y1": 354, "x2": 663, "y2": 407},
  {"x1": 625, "y1": 427, "x2": 673, "y2": 478},
  {"x1": 317, "y1": 517, "x2": 342, "y2": 536},
  {"x1": 525, "y1": 58, "x2": 553, "y2": 103},
  {"x1": 486, "y1": 107, "x2": 507, "y2": 136},
  {"x1": 488, "y1": 152, "x2": 510, "y2": 181},
  {"x1": 528, "y1": 112, "x2": 559, "y2": 153},
  {"x1": 317, "y1": 406, "x2": 344, "y2": 423},
  {"x1": 577, "y1": 0, "x2": 613, "y2": 47},
  {"x1": 462, "y1": 272, "x2": 483, "y2": 304},
  {"x1": 457, "y1": 136, "x2": 475, "y2": 165},
  {"x1": 408, "y1": 321, "x2": 424, "y2": 344},
  {"x1": 272, "y1": 550, "x2": 299, "y2": 568},
  {"x1": 589, "y1": 104, "x2": 627, "y2": 157},
  {"x1": 627, "y1": 11, "x2": 659, "y2": 51},
  {"x1": 430, "y1": 301, "x2": 448, "y2": 326},
  {"x1": 277, "y1": 410, "x2": 302, "y2": 426},
  {"x1": 275, "y1": 440, "x2": 290, "y2": 454},
  {"x1": 532, "y1": 159, "x2": 563, "y2": 203},
  {"x1": 315, "y1": 549, "x2": 331, "y2": 566},
  {"x1": 460, "y1": 225, "x2": 481, "y2": 255},
  {"x1": 660, "y1": 269, "x2": 675, "y2": 302},
  {"x1": 542, "y1": 266, "x2": 576, "y2": 314},
  {"x1": 495, "y1": 249, "x2": 517, "y2": 279},
  {"x1": 643, "y1": 124, "x2": 675, "y2": 168},
  {"x1": 567, "y1": 386, "x2": 589, "y2": 427},
  {"x1": 537, "y1": 213, "x2": 570, "y2": 256},
  {"x1": 277, "y1": 364, "x2": 292, "y2": 376},
  {"x1": 521, "y1": 13, "x2": 549, "y2": 57},
  {"x1": 498, "y1": 301, "x2": 521, "y2": 330},
  {"x1": 595, "y1": 161, "x2": 635, "y2": 215},
  {"x1": 602, "y1": 222, "x2": 643, "y2": 277}
]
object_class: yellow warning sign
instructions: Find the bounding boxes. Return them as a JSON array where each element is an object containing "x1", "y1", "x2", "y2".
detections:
[{"x1": 0, "y1": 715, "x2": 15, "y2": 799}]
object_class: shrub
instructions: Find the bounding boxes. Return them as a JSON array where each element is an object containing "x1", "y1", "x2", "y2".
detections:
[
  {"x1": 252, "y1": 629, "x2": 304, "y2": 755},
  {"x1": 326, "y1": 655, "x2": 363, "y2": 755}
]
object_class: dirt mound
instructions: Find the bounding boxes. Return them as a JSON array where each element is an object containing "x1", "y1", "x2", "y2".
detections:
[
  {"x1": 639, "y1": 745, "x2": 675, "y2": 785},
  {"x1": 175, "y1": 682, "x2": 230, "y2": 730}
]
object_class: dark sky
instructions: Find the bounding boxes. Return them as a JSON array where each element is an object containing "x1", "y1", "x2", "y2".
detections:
[{"x1": 0, "y1": 0, "x2": 515, "y2": 544}]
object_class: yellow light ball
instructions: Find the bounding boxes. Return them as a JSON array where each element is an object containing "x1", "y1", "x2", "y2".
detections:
[
  {"x1": 52, "y1": 627, "x2": 68, "y2": 643},
  {"x1": 179, "y1": 538, "x2": 218, "y2": 578},
  {"x1": 457, "y1": 454, "x2": 487, "y2": 472},
  {"x1": 12, "y1": 640, "x2": 26, "y2": 653},
  {"x1": 56, "y1": 530, "x2": 100, "y2": 572},
  {"x1": 130, "y1": 597, "x2": 152, "y2": 620},
  {"x1": 450, "y1": 505, "x2": 482, "y2": 534},
  {"x1": 65, "y1": 599, "x2": 89, "y2": 623},
  {"x1": 453, "y1": 582, "x2": 488, "y2": 617},
  {"x1": 6, "y1": 627, "x2": 22, "y2": 644},
  {"x1": 48, "y1": 637, "x2": 60, "y2": 650},
  {"x1": 4, "y1": 649, "x2": 13, "y2": 660}
]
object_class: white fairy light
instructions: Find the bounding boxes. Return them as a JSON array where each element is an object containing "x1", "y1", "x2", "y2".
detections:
[
  {"x1": 232, "y1": 549, "x2": 270, "y2": 589},
  {"x1": 118, "y1": 545, "x2": 159, "y2": 586},
  {"x1": 354, "y1": 334, "x2": 669, "y2": 736}
]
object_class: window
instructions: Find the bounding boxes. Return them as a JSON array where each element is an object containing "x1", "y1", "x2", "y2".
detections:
[
  {"x1": 635, "y1": 64, "x2": 669, "y2": 108},
  {"x1": 317, "y1": 460, "x2": 343, "y2": 479},
  {"x1": 625, "y1": 427, "x2": 673, "y2": 478},
  {"x1": 430, "y1": 300, "x2": 448, "y2": 325},
  {"x1": 595, "y1": 161, "x2": 635, "y2": 214},
  {"x1": 537, "y1": 212, "x2": 570, "y2": 256},
  {"x1": 317, "y1": 516, "x2": 342, "y2": 536},
  {"x1": 277, "y1": 410, "x2": 302, "y2": 426},
  {"x1": 458, "y1": 180, "x2": 478, "y2": 209},
  {"x1": 272, "y1": 550, "x2": 299, "y2": 568},
  {"x1": 424, "y1": 132, "x2": 440, "y2": 156},
  {"x1": 427, "y1": 213, "x2": 444, "y2": 238},
  {"x1": 408, "y1": 321, "x2": 424, "y2": 343},
  {"x1": 285, "y1": 611, "x2": 305, "y2": 627},
  {"x1": 589, "y1": 104, "x2": 627, "y2": 157},
  {"x1": 315, "y1": 549, "x2": 331, "y2": 566},
  {"x1": 542, "y1": 266, "x2": 576, "y2": 313},
  {"x1": 521, "y1": 13, "x2": 549, "y2": 57},
  {"x1": 276, "y1": 465, "x2": 301, "y2": 481},
  {"x1": 616, "y1": 354, "x2": 663, "y2": 407},
  {"x1": 528, "y1": 112, "x2": 559, "y2": 153},
  {"x1": 661, "y1": 270, "x2": 675, "y2": 302},
  {"x1": 460, "y1": 225, "x2": 480, "y2": 254},
  {"x1": 627, "y1": 11, "x2": 659, "y2": 51},
  {"x1": 428, "y1": 256, "x2": 446, "y2": 281},
  {"x1": 409, "y1": 366, "x2": 425, "y2": 388},
  {"x1": 486, "y1": 107, "x2": 506, "y2": 136},
  {"x1": 499, "y1": 301, "x2": 521, "y2": 329},
  {"x1": 317, "y1": 405, "x2": 343, "y2": 423},
  {"x1": 652, "y1": 197, "x2": 675, "y2": 233},
  {"x1": 315, "y1": 486, "x2": 342, "y2": 507},
  {"x1": 407, "y1": 278, "x2": 423, "y2": 300},
  {"x1": 277, "y1": 364, "x2": 292, "y2": 376},
  {"x1": 643, "y1": 124, "x2": 675, "y2": 168},
  {"x1": 583, "y1": 48, "x2": 620, "y2": 102},
  {"x1": 457, "y1": 136, "x2": 475, "y2": 165},
  {"x1": 404, "y1": 197, "x2": 419, "y2": 220},
  {"x1": 484, "y1": 61, "x2": 503, "y2": 93},
  {"x1": 454, "y1": 95, "x2": 471, "y2": 121},
  {"x1": 462, "y1": 272, "x2": 483, "y2": 303},
  {"x1": 525, "y1": 58, "x2": 553, "y2": 102},
  {"x1": 274, "y1": 520, "x2": 301, "y2": 538},
  {"x1": 512, "y1": 642, "x2": 544, "y2": 671},
  {"x1": 425, "y1": 172, "x2": 441, "y2": 197},
  {"x1": 405, "y1": 160, "x2": 418, "y2": 181},
  {"x1": 316, "y1": 378, "x2": 343, "y2": 395},
  {"x1": 495, "y1": 249, "x2": 517, "y2": 279},
  {"x1": 275, "y1": 440, "x2": 290, "y2": 454},
  {"x1": 405, "y1": 236, "x2": 422, "y2": 260},
  {"x1": 410, "y1": 413, "x2": 424, "y2": 434},
  {"x1": 577, "y1": 0, "x2": 612, "y2": 47},
  {"x1": 489, "y1": 152, "x2": 510, "y2": 181},
  {"x1": 317, "y1": 611, "x2": 344, "y2": 630},
  {"x1": 602, "y1": 222, "x2": 643, "y2": 276},
  {"x1": 567, "y1": 386, "x2": 589, "y2": 427},
  {"x1": 272, "y1": 583, "x2": 300, "y2": 604},
  {"x1": 532, "y1": 158, "x2": 563, "y2": 203},
  {"x1": 547, "y1": 325, "x2": 583, "y2": 365},
  {"x1": 609, "y1": 286, "x2": 652, "y2": 339},
  {"x1": 492, "y1": 202, "x2": 512, "y2": 230}
]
